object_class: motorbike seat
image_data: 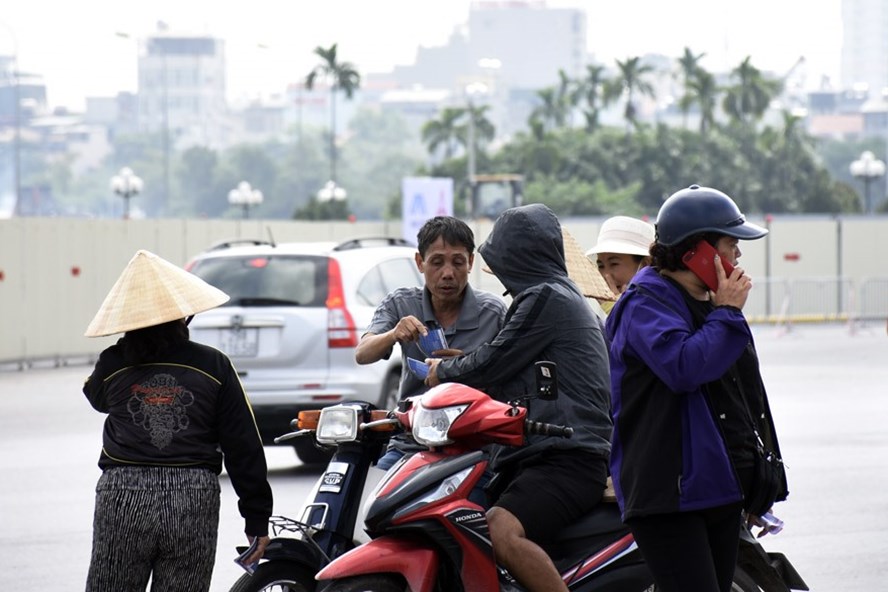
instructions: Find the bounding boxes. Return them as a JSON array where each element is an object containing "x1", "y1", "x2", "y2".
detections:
[{"x1": 543, "y1": 501, "x2": 629, "y2": 565}]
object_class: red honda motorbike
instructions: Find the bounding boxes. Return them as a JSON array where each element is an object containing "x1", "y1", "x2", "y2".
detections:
[{"x1": 315, "y1": 362, "x2": 807, "y2": 592}]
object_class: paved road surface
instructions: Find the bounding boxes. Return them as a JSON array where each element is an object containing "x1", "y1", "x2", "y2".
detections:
[{"x1": 1, "y1": 323, "x2": 887, "y2": 590}]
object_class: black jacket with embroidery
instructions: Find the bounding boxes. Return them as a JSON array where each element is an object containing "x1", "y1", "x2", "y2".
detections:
[{"x1": 83, "y1": 339, "x2": 273, "y2": 535}]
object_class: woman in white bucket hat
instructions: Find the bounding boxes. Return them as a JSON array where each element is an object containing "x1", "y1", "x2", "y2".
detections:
[
  {"x1": 587, "y1": 216, "x2": 655, "y2": 311},
  {"x1": 82, "y1": 250, "x2": 272, "y2": 592}
]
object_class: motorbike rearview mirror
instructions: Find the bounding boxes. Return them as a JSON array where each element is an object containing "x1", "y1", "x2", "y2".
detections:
[
  {"x1": 397, "y1": 397, "x2": 415, "y2": 413},
  {"x1": 534, "y1": 361, "x2": 558, "y2": 401}
]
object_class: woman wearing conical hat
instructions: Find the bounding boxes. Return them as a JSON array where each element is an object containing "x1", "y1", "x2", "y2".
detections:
[{"x1": 82, "y1": 250, "x2": 272, "y2": 592}]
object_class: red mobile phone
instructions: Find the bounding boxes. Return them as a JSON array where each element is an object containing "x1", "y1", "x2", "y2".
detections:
[{"x1": 681, "y1": 240, "x2": 734, "y2": 292}]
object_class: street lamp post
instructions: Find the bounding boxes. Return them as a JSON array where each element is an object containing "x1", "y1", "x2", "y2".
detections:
[
  {"x1": 111, "y1": 167, "x2": 144, "y2": 219},
  {"x1": 850, "y1": 150, "x2": 886, "y2": 214},
  {"x1": 120, "y1": 30, "x2": 170, "y2": 214},
  {"x1": 228, "y1": 181, "x2": 263, "y2": 219},
  {"x1": 316, "y1": 180, "x2": 346, "y2": 202}
]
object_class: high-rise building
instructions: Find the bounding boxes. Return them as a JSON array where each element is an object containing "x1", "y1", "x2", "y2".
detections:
[
  {"x1": 841, "y1": 0, "x2": 888, "y2": 96},
  {"x1": 467, "y1": 1, "x2": 586, "y2": 91},
  {"x1": 137, "y1": 28, "x2": 227, "y2": 148}
]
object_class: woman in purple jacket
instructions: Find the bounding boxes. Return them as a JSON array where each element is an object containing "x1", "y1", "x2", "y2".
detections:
[{"x1": 606, "y1": 185, "x2": 787, "y2": 592}]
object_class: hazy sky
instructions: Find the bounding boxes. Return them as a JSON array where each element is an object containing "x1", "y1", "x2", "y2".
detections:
[{"x1": 1, "y1": 0, "x2": 842, "y2": 111}]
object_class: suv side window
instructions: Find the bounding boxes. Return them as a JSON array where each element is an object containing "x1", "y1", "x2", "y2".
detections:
[{"x1": 356, "y1": 258, "x2": 421, "y2": 307}]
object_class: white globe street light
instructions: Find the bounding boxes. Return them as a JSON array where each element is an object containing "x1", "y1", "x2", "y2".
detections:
[
  {"x1": 850, "y1": 150, "x2": 886, "y2": 214},
  {"x1": 228, "y1": 181, "x2": 263, "y2": 219},
  {"x1": 110, "y1": 167, "x2": 144, "y2": 220},
  {"x1": 317, "y1": 180, "x2": 347, "y2": 202}
]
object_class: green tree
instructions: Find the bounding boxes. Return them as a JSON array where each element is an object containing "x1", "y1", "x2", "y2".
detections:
[
  {"x1": 277, "y1": 134, "x2": 329, "y2": 218},
  {"x1": 305, "y1": 43, "x2": 361, "y2": 186},
  {"x1": 340, "y1": 108, "x2": 423, "y2": 220},
  {"x1": 528, "y1": 87, "x2": 570, "y2": 137},
  {"x1": 458, "y1": 103, "x2": 496, "y2": 163},
  {"x1": 577, "y1": 63, "x2": 610, "y2": 132},
  {"x1": 676, "y1": 47, "x2": 706, "y2": 129},
  {"x1": 175, "y1": 146, "x2": 219, "y2": 217},
  {"x1": 224, "y1": 145, "x2": 279, "y2": 218},
  {"x1": 107, "y1": 132, "x2": 167, "y2": 216},
  {"x1": 687, "y1": 68, "x2": 719, "y2": 135},
  {"x1": 421, "y1": 107, "x2": 466, "y2": 160},
  {"x1": 722, "y1": 56, "x2": 782, "y2": 126},
  {"x1": 293, "y1": 196, "x2": 352, "y2": 220},
  {"x1": 612, "y1": 57, "x2": 656, "y2": 131}
]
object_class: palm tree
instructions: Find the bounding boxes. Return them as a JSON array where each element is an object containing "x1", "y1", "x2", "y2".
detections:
[
  {"x1": 421, "y1": 107, "x2": 466, "y2": 161},
  {"x1": 722, "y1": 56, "x2": 782, "y2": 126},
  {"x1": 528, "y1": 87, "x2": 570, "y2": 135},
  {"x1": 577, "y1": 63, "x2": 609, "y2": 132},
  {"x1": 305, "y1": 43, "x2": 361, "y2": 186},
  {"x1": 458, "y1": 103, "x2": 496, "y2": 157},
  {"x1": 685, "y1": 68, "x2": 719, "y2": 135},
  {"x1": 676, "y1": 47, "x2": 706, "y2": 128},
  {"x1": 556, "y1": 69, "x2": 580, "y2": 127},
  {"x1": 613, "y1": 57, "x2": 656, "y2": 131}
]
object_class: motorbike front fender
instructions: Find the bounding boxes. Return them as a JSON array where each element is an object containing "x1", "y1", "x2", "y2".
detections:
[
  {"x1": 315, "y1": 537, "x2": 439, "y2": 592},
  {"x1": 256, "y1": 537, "x2": 326, "y2": 571}
]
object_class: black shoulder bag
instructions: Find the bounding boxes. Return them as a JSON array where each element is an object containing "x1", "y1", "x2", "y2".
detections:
[{"x1": 737, "y1": 386, "x2": 785, "y2": 516}]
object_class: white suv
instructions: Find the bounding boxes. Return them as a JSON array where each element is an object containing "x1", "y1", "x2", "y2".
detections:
[{"x1": 186, "y1": 237, "x2": 422, "y2": 464}]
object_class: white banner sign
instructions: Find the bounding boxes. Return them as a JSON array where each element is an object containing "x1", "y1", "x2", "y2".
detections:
[{"x1": 401, "y1": 177, "x2": 454, "y2": 245}]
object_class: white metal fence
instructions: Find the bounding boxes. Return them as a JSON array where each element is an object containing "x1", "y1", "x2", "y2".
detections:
[
  {"x1": 745, "y1": 277, "x2": 888, "y2": 325},
  {"x1": 2, "y1": 215, "x2": 887, "y2": 368}
]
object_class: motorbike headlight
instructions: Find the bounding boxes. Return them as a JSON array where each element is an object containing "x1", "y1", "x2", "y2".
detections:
[
  {"x1": 316, "y1": 405, "x2": 359, "y2": 444},
  {"x1": 412, "y1": 402, "x2": 468, "y2": 447}
]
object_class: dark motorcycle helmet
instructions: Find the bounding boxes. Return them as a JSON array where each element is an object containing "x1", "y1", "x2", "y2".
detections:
[{"x1": 655, "y1": 184, "x2": 768, "y2": 246}]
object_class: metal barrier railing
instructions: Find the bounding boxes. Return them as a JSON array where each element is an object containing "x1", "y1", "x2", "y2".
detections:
[
  {"x1": 856, "y1": 278, "x2": 888, "y2": 321},
  {"x1": 745, "y1": 276, "x2": 887, "y2": 325}
]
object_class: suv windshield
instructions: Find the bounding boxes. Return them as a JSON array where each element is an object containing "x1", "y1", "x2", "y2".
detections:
[{"x1": 191, "y1": 255, "x2": 325, "y2": 306}]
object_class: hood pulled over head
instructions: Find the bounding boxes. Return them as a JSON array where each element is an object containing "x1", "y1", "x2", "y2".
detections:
[{"x1": 478, "y1": 203, "x2": 571, "y2": 296}]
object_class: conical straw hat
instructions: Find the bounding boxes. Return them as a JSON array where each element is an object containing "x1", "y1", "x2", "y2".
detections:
[
  {"x1": 562, "y1": 228, "x2": 616, "y2": 302},
  {"x1": 85, "y1": 250, "x2": 230, "y2": 337}
]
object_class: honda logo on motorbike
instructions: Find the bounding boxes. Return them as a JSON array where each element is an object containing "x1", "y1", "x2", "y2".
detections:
[{"x1": 453, "y1": 511, "x2": 483, "y2": 523}]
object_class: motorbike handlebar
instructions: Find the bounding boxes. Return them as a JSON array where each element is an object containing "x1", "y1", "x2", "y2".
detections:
[
  {"x1": 524, "y1": 419, "x2": 573, "y2": 438},
  {"x1": 273, "y1": 429, "x2": 310, "y2": 444}
]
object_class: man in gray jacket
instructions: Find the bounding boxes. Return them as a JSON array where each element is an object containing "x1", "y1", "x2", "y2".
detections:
[{"x1": 427, "y1": 203, "x2": 612, "y2": 592}]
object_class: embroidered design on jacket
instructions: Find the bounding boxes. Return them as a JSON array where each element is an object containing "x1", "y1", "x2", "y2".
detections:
[{"x1": 127, "y1": 373, "x2": 194, "y2": 449}]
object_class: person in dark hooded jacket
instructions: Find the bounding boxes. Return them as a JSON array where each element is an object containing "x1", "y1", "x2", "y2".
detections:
[
  {"x1": 606, "y1": 185, "x2": 787, "y2": 592},
  {"x1": 426, "y1": 203, "x2": 612, "y2": 592}
]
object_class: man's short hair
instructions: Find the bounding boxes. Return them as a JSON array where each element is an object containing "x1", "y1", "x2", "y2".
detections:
[{"x1": 417, "y1": 216, "x2": 475, "y2": 258}]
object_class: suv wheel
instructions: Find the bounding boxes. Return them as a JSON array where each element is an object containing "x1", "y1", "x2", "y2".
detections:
[{"x1": 293, "y1": 438, "x2": 333, "y2": 466}]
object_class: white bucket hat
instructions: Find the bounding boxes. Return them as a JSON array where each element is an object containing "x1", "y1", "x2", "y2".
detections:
[
  {"x1": 562, "y1": 228, "x2": 616, "y2": 302},
  {"x1": 85, "y1": 250, "x2": 229, "y2": 337},
  {"x1": 586, "y1": 216, "x2": 655, "y2": 257}
]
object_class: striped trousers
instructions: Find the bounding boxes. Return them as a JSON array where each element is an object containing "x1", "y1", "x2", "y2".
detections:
[{"x1": 85, "y1": 466, "x2": 221, "y2": 592}]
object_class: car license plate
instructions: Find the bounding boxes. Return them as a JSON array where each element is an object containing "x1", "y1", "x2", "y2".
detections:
[{"x1": 220, "y1": 328, "x2": 259, "y2": 357}]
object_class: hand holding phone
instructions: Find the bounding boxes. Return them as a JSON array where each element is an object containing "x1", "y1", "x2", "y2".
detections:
[{"x1": 681, "y1": 240, "x2": 734, "y2": 292}]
